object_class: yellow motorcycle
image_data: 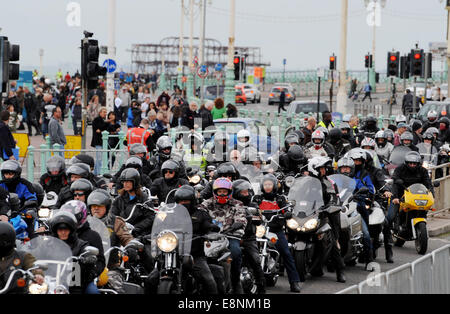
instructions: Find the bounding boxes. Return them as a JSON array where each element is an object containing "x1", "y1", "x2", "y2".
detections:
[{"x1": 393, "y1": 181, "x2": 436, "y2": 255}]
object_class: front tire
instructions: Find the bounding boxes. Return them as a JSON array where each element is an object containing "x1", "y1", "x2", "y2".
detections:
[
  {"x1": 415, "y1": 222, "x2": 428, "y2": 255},
  {"x1": 157, "y1": 279, "x2": 177, "y2": 294},
  {"x1": 294, "y1": 250, "x2": 308, "y2": 283}
]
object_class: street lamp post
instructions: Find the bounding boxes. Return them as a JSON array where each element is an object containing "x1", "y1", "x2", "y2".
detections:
[
  {"x1": 336, "y1": 0, "x2": 348, "y2": 114},
  {"x1": 186, "y1": 0, "x2": 195, "y2": 101},
  {"x1": 224, "y1": 0, "x2": 236, "y2": 106},
  {"x1": 106, "y1": 0, "x2": 116, "y2": 114},
  {"x1": 177, "y1": 0, "x2": 185, "y2": 89}
]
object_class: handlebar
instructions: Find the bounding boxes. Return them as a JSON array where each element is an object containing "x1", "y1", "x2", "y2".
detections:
[{"x1": 0, "y1": 268, "x2": 37, "y2": 294}]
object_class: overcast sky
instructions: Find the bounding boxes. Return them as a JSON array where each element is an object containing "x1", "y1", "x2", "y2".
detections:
[{"x1": 0, "y1": 0, "x2": 447, "y2": 75}]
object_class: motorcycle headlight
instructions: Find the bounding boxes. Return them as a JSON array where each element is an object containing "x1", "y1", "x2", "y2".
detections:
[
  {"x1": 301, "y1": 218, "x2": 318, "y2": 232},
  {"x1": 28, "y1": 283, "x2": 48, "y2": 294},
  {"x1": 38, "y1": 208, "x2": 50, "y2": 218},
  {"x1": 157, "y1": 230, "x2": 178, "y2": 253},
  {"x1": 156, "y1": 212, "x2": 167, "y2": 221},
  {"x1": 285, "y1": 176, "x2": 295, "y2": 188},
  {"x1": 365, "y1": 204, "x2": 371, "y2": 209},
  {"x1": 414, "y1": 200, "x2": 428, "y2": 206},
  {"x1": 255, "y1": 225, "x2": 266, "y2": 238},
  {"x1": 189, "y1": 175, "x2": 201, "y2": 185},
  {"x1": 287, "y1": 218, "x2": 300, "y2": 230}
]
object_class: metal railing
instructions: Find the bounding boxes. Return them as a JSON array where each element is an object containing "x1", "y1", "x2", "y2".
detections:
[
  {"x1": 337, "y1": 244, "x2": 450, "y2": 294},
  {"x1": 23, "y1": 131, "x2": 128, "y2": 182},
  {"x1": 430, "y1": 162, "x2": 450, "y2": 215}
]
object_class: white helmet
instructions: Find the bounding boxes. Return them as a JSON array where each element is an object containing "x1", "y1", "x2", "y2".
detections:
[
  {"x1": 311, "y1": 129, "x2": 325, "y2": 148},
  {"x1": 45, "y1": 78, "x2": 51, "y2": 85},
  {"x1": 395, "y1": 114, "x2": 407, "y2": 125},
  {"x1": 188, "y1": 132, "x2": 205, "y2": 150},
  {"x1": 427, "y1": 110, "x2": 438, "y2": 122},
  {"x1": 308, "y1": 156, "x2": 332, "y2": 177},
  {"x1": 360, "y1": 137, "x2": 376, "y2": 150},
  {"x1": 237, "y1": 129, "x2": 251, "y2": 148}
]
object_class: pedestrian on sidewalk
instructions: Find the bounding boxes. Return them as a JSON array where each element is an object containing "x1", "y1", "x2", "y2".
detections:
[
  {"x1": 39, "y1": 93, "x2": 56, "y2": 139},
  {"x1": 362, "y1": 83, "x2": 372, "y2": 103},
  {"x1": 278, "y1": 89, "x2": 287, "y2": 114},
  {"x1": 91, "y1": 107, "x2": 110, "y2": 175},
  {"x1": 0, "y1": 111, "x2": 17, "y2": 161},
  {"x1": 118, "y1": 85, "x2": 131, "y2": 123},
  {"x1": 71, "y1": 97, "x2": 82, "y2": 135},
  {"x1": 48, "y1": 107, "x2": 66, "y2": 157}
]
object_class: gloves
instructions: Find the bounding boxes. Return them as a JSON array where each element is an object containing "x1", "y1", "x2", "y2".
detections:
[
  {"x1": 80, "y1": 255, "x2": 97, "y2": 265},
  {"x1": 284, "y1": 211, "x2": 293, "y2": 219},
  {"x1": 229, "y1": 222, "x2": 244, "y2": 232}
]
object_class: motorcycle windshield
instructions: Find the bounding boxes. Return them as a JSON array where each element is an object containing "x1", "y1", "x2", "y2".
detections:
[
  {"x1": 236, "y1": 162, "x2": 264, "y2": 195},
  {"x1": 151, "y1": 203, "x2": 192, "y2": 257},
  {"x1": 407, "y1": 183, "x2": 429, "y2": 195},
  {"x1": 416, "y1": 143, "x2": 438, "y2": 165},
  {"x1": 328, "y1": 174, "x2": 356, "y2": 204},
  {"x1": 18, "y1": 236, "x2": 73, "y2": 293},
  {"x1": 389, "y1": 146, "x2": 412, "y2": 166},
  {"x1": 87, "y1": 216, "x2": 111, "y2": 253},
  {"x1": 364, "y1": 149, "x2": 381, "y2": 169},
  {"x1": 287, "y1": 176, "x2": 324, "y2": 218}
]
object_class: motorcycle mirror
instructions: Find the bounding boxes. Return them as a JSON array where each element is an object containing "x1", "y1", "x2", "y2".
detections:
[
  {"x1": 433, "y1": 181, "x2": 441, "y2": 188},
  {"x1": 103, "y1": 173, "x2": 113, "y2": 179},
  {"x1": 358, "y1": 187, "x2": 370, "y2": 194},
  {"x1": 246, "y1": 207, "x2": 259, "y2": 216},
  {"x1": 83, "y1": 246, "x2": 99, "y2": 256},
  {"x1": 385, "y1": 178, "x2": 393, "y2": 185},
  {"x1": 395, "y1": 179, "x2": 404, "y2": 186}
]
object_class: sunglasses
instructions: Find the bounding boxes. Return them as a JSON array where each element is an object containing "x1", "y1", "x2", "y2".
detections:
[
  {"x1": 73, "y1": 192, "x2": 85, "y2": 197},
  {"x1": 164, "y1": 170, "x2": 175, "y2": 174}
]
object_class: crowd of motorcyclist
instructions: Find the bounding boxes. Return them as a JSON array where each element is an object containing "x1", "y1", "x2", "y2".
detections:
[{"x1": 0, "y1": 108, "x2": 449, "y2": 294}]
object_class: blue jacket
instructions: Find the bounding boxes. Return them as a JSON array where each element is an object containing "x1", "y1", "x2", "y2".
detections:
[
  {"x1": 127, "y1": 107, "x2": 134, "y2": 128},
  {"x1": 353, "y1": 170, "x2": 375, "y2": 194},
  {"x1": 0, "y1": 180, "x2": 37, "y2": 208}
]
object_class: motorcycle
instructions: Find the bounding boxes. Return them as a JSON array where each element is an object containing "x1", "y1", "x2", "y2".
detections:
[
  {"x1": 16, "y1": 236, "x2": 74, "y2": 294},
  {"x1": 150, "y1": 203, "x2": 193, "y2": 294},
  {"x1": 285, "y1": 176, "x2": 337, "y2": 282},
  {"x1": 328, "y1": 174, "x2": 363, "y2": 266},
  {"x1": 392, "y1": 179, "x2": 438, "y2": 255}
]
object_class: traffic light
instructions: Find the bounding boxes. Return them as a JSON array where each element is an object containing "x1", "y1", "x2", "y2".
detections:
[
  {"x1": 410, "y1": 49, "x2": 424, "y2": 77},
  {"x1": 329, "y1": 55, "x2": 336, "y2": 70},
  {"x1": 425, "y1": 52, "x2": 432, "y2": 79},
  {"x1": 234, "y1": 55, "x2": 241, "y2": 81},
  {"x1": 364, "y1": 54, "x2": 372, "y2": 68},
  {"x1": 81, "y1": 37, "x2": 107, "y2": 89},
  {"x1": 387, "y1": 51, "x2": 400, "y2": 77},
  {"x1": 400, "y1": 54, "x2": 410, "y2": 79},
  {"x1": 1, "y1": 36, "x2": 20, "y2": 94}
]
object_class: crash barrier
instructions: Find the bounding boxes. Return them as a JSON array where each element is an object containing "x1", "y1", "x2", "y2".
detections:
[
  {"x1": 337, "y1": 244, "x2": 450, "y2": 294},
  {"x1": 430, "y1": 162, "x2": 450, "y2": 215},
  {"x1": 23, "y1": 131, "x2": 128, "y2": 182}
]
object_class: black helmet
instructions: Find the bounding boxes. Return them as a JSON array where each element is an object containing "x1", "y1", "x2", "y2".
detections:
[
  {"x1": 174, "y1": 185, "x2": 197, "y2": 213},
  {"x1": 411, "y1": 120, "x2": 423, "y2": 132},
  {"x1": 32, "y1": 183, "x2": 45, "y2": 207},
  {"x1": 404, "y1": 151, "x2": 421, "y2": 171},
  {"x1": 216, "y1": 162, "x2": 239, "y2": 181},
  {"x1": 70, "y1": 154, "x2": 95, "y2": 170},
  {"x1": 1, "y1": 160, "x2": 22, "y2": 185},
  {"x1": 232, "y1": 179, "x2": 254, "y2": 205},
  {"x1": 9, "y1": 193, "x2": 20, "y2": 213},
  {"x1": 129, "y1": 143, "x2": 147, "y2": 157},
  {"x1": 293, "y1": 130, "x2": 305, "y2": 143},
  {"x1": 119, "y1": 168, "x2": 141, "y2": 188},
  {"x1": 423, "y1": 130, "x2": 435, "y2": 142},
  {"x1": 328, "y1": 128, "x2": 343, "y2": 145},
  {"x1": 0, "y1": 221, "x2": 16, "y2": 257},
  {"x1": 161, "y1": 160, "x2": 180, "y2": 177},
  {"x1": 46, "y1": 156, "x2": 66, "y2": 176},
  {"x1": 66, "y1": 164, "x2": 89, "y2": 183},
  {"x1": 287, "y1": 145, "x2": 305, "y2": 163},
  {"x1": 87, "y1": 189, "x2": 112, "y2": 214},
  {"x1": 125, "y1": 156, "x2": 143, "y2": 171},
  {"x1": 284, "y1": 133, "x2": 300, "y2": 151},
  {"x1": 70, "y1": 178, "x2": 94, "y2": 195},
  {"x1": 156, "y1": 136, "x2": 173, "y2": 159},
  {"x1": 49, "y1": 211, "x2": 78, "y2": 235},
  {"x1": 366, "y1": 115, "x2": 377, "y2": 124},
  {"x1": 438, "y1": 116, "x2": 450, "y2": 128},
  {"x1": 260, "y1": 173, "x2": 278, "y2": 196}
]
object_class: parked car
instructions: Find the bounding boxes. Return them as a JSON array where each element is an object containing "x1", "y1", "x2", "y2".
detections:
[
  {"x1": 211, "y1": 118, "x2": 279, "y2": 156},
  {"x1": 203, "y1": 85, "x2": 225, "y2": 101},
  {"x1": 268, "y1": 86, "x2": 295, "y2": 106},
  {"x1": 239, "y1": 84, "x2": 262, "y2": 103},
  {"x1": 286, "y1": 101, "x2": 329, "y2": 123},
  {"x1": 417, "y1": 101, "x2": 450, "y2": 123},
  {"x1": 235, "y1": 85, "x2": 247, "y2": 106}
]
